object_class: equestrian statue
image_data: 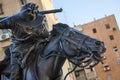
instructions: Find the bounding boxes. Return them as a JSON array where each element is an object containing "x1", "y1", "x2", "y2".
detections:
[{"x1": 0, "y1": 3, "x2": 106, "y2": 80}]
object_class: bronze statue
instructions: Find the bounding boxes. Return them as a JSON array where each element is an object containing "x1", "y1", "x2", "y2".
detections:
[{"x1": 0, "y1": 3, "x2": 106, "y2": 80}]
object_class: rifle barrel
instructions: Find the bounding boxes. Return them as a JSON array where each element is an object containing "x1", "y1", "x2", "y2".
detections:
[
  {"x1": 39, "y1": 8, "x2": 63, "y2": 14},
  {"x1": 0, "y1": 8, "x2": 63, "y2": 20}
]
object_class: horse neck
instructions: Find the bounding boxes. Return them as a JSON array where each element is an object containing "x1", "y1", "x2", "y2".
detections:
[
  {"x1": 44, "y1": 28, "x2": 67, "y2": 74},
  {"x1": 53, "y1": 55, "x2": 66, "y2": 74}
]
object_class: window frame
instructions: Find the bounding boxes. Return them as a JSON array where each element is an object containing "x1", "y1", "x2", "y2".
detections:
[
  {"x1": 105, "y1": 24, "x2": 110, "y2": 29},
  {"x1": 92, "y1": 28, "x2": 97, "y2": 33},
  {"x1": 109, "y1": 35, "x2": 114, "y2": 40},
  {"x1": 117, "y1": 58, "x2": 120, "y2": 64},
  {"x1": 108, "y1": 74, "x2": 112, "y2": 80}
]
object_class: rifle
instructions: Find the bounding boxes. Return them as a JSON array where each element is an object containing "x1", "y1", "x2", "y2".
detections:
[
  {"x1": 0, "y1": 8, "x2": 63, "y2": 20},
  {"x1": 39, "y1": 8, "x2": 63, "y2": 14}
]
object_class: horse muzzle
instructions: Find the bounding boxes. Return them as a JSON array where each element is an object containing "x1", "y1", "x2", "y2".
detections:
[
  {"x1": 96, "y1": 41, "x2": 106, "y2": 53},
  {"x1": 91, "y1": 41, "x2": 106, "y2": 60}
]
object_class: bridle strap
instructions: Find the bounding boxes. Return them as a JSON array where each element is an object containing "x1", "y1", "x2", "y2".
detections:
[
  {"x1": 59, "y1": 28, "x2": 91, "y2": 80},
  {"x1": 77, "y1": 36, "x2": 88, "y2": 50}
]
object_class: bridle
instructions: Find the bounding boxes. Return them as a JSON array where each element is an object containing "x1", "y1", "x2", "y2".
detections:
[
  {"x1": 57, "y1": 27, "x2": 103, "y2": 80},
  {"x1": 40, "y1": 26, "x2": 103, "y2": 80},
  {"x1": 56, "y1": 27, "x2": 87, "y2": 80}
]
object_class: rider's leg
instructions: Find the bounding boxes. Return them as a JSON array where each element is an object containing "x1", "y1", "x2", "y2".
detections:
[{"x1": 10, "y1": 52, "x2": 22, "y2": 80}]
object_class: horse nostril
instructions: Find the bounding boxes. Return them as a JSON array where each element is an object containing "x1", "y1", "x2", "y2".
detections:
[{"x1": 95, "y1": 41, "x2": 101, "y2": 46}]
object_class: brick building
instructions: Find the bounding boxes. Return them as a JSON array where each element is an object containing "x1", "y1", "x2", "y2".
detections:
[
  {"x1": 0, "y1": 0, "x2": 76, "y2": 80},
  {"x1": 75, "y1": 15, "x2": 120, "y2": 80}
]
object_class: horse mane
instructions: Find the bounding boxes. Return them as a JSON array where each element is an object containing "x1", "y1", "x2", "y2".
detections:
[
  {"x1": 52, "y1": 23, "x2": 69, "y2": 35},
  {"x1": 43, "y1": 23, "x2": 69, "y2": 57}
]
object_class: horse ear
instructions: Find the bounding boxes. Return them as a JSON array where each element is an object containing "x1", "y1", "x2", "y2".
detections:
[
  {"x1": 51, "y1": 24, "x2": 58, "y2": 35},
  {"x1": 53, "y1": 23, "x2": 69, "y2": 31}
]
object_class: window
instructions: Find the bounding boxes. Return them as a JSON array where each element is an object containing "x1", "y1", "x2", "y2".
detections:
[
  {"x1": 20, "y1": 0, "x2": 26, "y2": 5},
  {"x1": 108, "y1": 75, "x2": 112, "y2": 80},
  {"x1": 113, "y1": 27, "x2": 116, "y2": 31},
  {"x1": 113, "y1": 46, "x2": 118, "y2": 53},
  {"x1": 117, "y1": 58, "x2": 120, "y2": 64},
  {"x1": 75, "y1": 71, "x2": 80, "y2": 77},
  {"x1": 92, "y1": 28, "x2": 97, "y2": 33},
  {"x1": 109, "y1": 35, "x2": 114, "y2": 40},
  {"x1": 105, "y1": 24, "x2": 110, "y2": 29},
  {"x1": 0, "y1": 3, "x2": 4, "y2": 15}
]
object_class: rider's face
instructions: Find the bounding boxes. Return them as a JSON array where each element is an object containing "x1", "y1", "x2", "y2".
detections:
[{"x1": 40, "y1": 23, "x2": 49, "y2": 38}]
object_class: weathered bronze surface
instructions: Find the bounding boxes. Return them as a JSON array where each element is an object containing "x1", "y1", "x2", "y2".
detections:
[{"x1": 0, "y1": 3, "x2": 106, "y2": 80}]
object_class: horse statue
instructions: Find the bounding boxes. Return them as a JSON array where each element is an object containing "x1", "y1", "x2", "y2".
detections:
[{"x1": 0, "y1": 23, "x2": 106, "y2": 80}]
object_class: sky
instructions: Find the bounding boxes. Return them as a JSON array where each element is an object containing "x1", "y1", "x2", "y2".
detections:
[{"x1": 53, "y1": 0, "x2": 120, "y2": 28}]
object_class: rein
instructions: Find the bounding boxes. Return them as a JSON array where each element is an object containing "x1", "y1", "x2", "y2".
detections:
[
  {"x1": 58, "y1": 27, "x2": 91, "y2": 80},
  {"x1": 39, "y1": 26, "x2": 102, "y2": 80},
  {"x1": 60, "y1": 30, "x2": 88, "y2": 80},
  {"x1": 58, "y1": 27, "x2": 101, "y2": 80}
]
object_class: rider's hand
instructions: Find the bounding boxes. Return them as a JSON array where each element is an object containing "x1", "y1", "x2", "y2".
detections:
[
  {"x1": 20, "y1": 3, "x2": 39, "y2": 21},
  {"x1": 25, "y1": 3, "x2": 39, "y2": 17}
]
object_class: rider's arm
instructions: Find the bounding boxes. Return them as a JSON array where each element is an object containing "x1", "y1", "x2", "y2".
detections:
[
  {"x1": 0, "y1": 9, "x2": 34, "y2": 29},
  {"x1": 0, "y1": 17, "x2": 13, "y2": 29},
  {"x1": 0, "y1": 3, "x2": 38, "y2": 29}
]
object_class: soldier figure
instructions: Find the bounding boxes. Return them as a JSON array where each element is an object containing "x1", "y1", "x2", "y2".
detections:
[{"x1": 0, "y1": 3, "x2": 49, "y2": 80}]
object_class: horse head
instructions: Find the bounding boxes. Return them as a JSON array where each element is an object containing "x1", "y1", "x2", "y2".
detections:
[{"x1": 52, "y1": 23, "x2": 106, "y2": 68}]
